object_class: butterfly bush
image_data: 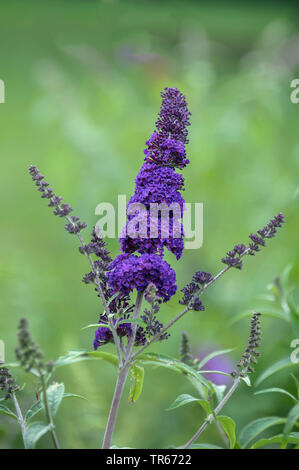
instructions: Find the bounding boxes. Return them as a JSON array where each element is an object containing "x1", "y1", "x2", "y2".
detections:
[{"x1": 23, "y1": 87, "x2": 287, "y2": 450}]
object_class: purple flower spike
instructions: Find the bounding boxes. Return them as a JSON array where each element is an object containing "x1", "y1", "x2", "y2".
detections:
[{"x1": 109, "y1": 87, "x2": 191, "y2": 301}]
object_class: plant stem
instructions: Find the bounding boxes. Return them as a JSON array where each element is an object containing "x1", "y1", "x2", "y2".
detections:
[
  {"x1": 101, "y1": 291, "x2": 144, "y2": 449},
  {"x1": 182, "y1": 377, "x2": 241, "y2": 449},
  {"x1": 12, "y1": 393, "x2": 26, "y2": 445},
  {"x1": 40, "y1": 373, "x2": 60, "y2": 449},
  {"x1": 101, "y1": 363, "x2": 130, "y2": 449}
]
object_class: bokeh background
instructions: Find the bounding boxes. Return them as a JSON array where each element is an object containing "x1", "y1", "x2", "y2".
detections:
[{"x1": 1, "y1": 0, "x2": 299, "y2": 449}]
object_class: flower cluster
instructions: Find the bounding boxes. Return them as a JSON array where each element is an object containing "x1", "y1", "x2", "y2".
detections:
[
  {"x1": 192, "y1": 271, "x2": 213, "y2": 285},
  {"x1": 93, "y1": 313, "x2": 146, "y2": 350},
  {"x1": 108, "y1": 253, "x2": 177, "y2": 303},
  {"x1": 145, "y1": 87, "x2": 191, "y2": 168},
  {"x1": 140, "y1": 284, "x2": 169, "y2": 341},
  {"x1": 179, "y1": 270, "x2": 212, "y2": 311},
  {"x1": 180, "y1": 331, "x2": 193, "y2": 367},
  {"x1": 109, "y1": 87, "x2": 191, "y2": 302},
  {"x1": 81, "y1": 227, "x2": 112, "y2": 286},
  {"x1": 79, "y1": 227, "x2": 111, "y2": 263},
  {"x1": 0, "y1": 368, "x2": 19, "y2": 400},
  {"x1": 15, "y1": 318, "x2": 53, "y2": 374},
  {"x1": 222, "y1": 213, "x2": 285, "y2": 269},
  {"x1": 231, "y1": 312, "x2": 262, "y2": 378},
  {"x1": 28, "y1": 165, "x2": 87, "y2": 235}
]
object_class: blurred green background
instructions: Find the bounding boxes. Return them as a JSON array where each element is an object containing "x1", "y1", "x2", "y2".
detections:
[{"x1": 1, "y1": 0, "x2": 299, "y2": 449}]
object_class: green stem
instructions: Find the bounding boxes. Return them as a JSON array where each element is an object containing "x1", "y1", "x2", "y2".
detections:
[
  {"x1": 101, "y1": 291, "x2": 144, "y2": 449},
  {"x1": 12, "y1": 393, "x2": 26, "y2": 446},
  {"x1": 182, "y1": 377, "x2": 241, "y2": 449},
  {"x1": 40, "y1": 374, "x2": 60, "y2": 449}
]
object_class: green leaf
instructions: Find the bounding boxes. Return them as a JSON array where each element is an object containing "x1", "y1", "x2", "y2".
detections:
[
  {"x1": 25, "y1": 392, "x2": 85, "y2": 424},
  {"x1": 166, "y1": 394, "x2": 200, "y2": 411},
  {"x1": 87, "y1": 350, "x2": 119, "y2": 366},
  {"x1": 283, "y1": 403, "x2": 299, "y2": 438},
  {"x1": 241, "y1": 375, "x2": 251, "y2": 387},
  {"x1": 251, "y1": 433, "x2": 299, "y2": 449},
  {"x1": 239, "y1": 416, "x2": 285, "y2": 448},
  {"x1": 25, "y1": 401, "x2": 43, "y2": 424},
  {"x1": 55, "y1": 350, "x2": 90, "y2": 368},
  {"x1": 44, "y1": 382, "x2": 65, "y2": 418},
  {"x1": 197, "y1": 349, "x2": 234, "y2": 370},
  {"x1": 281, "y1": 264, "x2": 293, "y2": 290},
  {"x1": 0, "y1": 362, "x2": 20, "y2": 369},
  {"x1": 199, "y1": 370, "x2": 231, "y2": 378},
  {"x1": 255, "y1": 358, "x2": 297, "y2": 386},
  {"x1": 110, "y1": 445, "x2": 135, "y2": 449},
  {"x1": 188, "y1": 443, "x2": 224, "y2": 449},
  {"x1": 128, "y1": 364, "x2": 144, "y2": 403},
  {"x1": 24, "y1": 421, "x2": 51, "y2": 449},
  {"x1": 63, "y1": 393, "x2": 86, "y2": 400},
  {"x1": 255, "y1": 388, "x2": 298, "y2": 402},
  {"x1": 187, "y1": 375, "x2": 207, "y2": 399},
  {"x1": 218, "y1": 415, "x2": 236, "y2": 449},
  {"x1": 138, "y1": 353, "x2": 214, "y2": 393},
  {"x1": 291, "y1": 374, "x2": 299, "y2": 400},
  {"x1": 55, "y1": 350, "x2": 119, "y2": 368},
  {"x1": 80, "y1": 323, "x2": 110, "y2": 331},
  {"x1": 213, "y1": 384, "x2": 226, "y2": 404},
  {"x1": 0, "y1": 403, "x2": 18, "y2": 421},
  {"x1": 197, "y1": 399, "x2": 212, "y2": 416}
]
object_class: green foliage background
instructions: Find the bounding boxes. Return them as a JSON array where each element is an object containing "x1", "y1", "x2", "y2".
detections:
[{"x1": 0, "y1": 0, "x2": 298, "y2": 449}]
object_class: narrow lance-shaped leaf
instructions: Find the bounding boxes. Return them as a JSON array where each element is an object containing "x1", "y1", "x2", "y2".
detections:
[
  {"x1": 138, "y1": 352, "x2": 214, "y2": 393},
  {"x1": 196, "y1": 349, "x2": 234, "y2": 370},
  {"x1": 255, "y1": 358, "x2": 298, "y2": 386},
  {"x1": 81, "y1": 323, "x2": 111, "y2": 331},
  {"x1": 129, "y1": 364, "x2": 144, "y2": 403},
  {"x1": 0, "y1": 403, "x2": 18, "y2": 421},
  {"x1": 255, "y1": 388, "x2": 298, "y2": 403},
  {"x1": 239, "y1": 416, "x2": 286, "y2": 448},
  {"x1": 251, "y1": 432, "x2": 299, "y2": 449},
  {"x1": 283, "y1": 403, "x2": 299, "y2": 439},
  {"x1": 166, "y1": 394, "x2": 201, "y2": 411},
  {"x1": 291, "y1": 374, "x2": 299, "y2": 400},
  {"x1": 55, "y1": 350, "x2": 119, "y2": 368}
]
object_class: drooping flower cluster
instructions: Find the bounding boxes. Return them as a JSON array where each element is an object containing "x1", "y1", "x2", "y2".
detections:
[
  {"x1": 0, "y1": 367, "x2": 19, "y2": 400},
  {"x1": 231, "y1": 312, "x2": 262, "y2": 378},
  {"x1": 109, "y1": 87, "x2": 191, "y2": 302},
  {"x1": 222, "y1": 213, "x2": 285, "y2": 269}
]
